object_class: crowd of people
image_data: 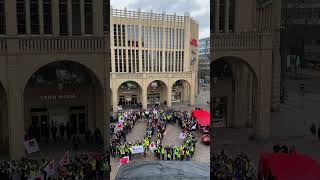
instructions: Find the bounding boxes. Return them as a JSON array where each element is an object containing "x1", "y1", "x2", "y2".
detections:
[
  {"x1": 0, "y1": 151, "x2": 110, "y2": 180},
  {"x1": 211, "y1": 151, "x2": 256, "y2": 180},
  {"x1": 109, "y1": 108, "x2": 199, "y2": 161}
]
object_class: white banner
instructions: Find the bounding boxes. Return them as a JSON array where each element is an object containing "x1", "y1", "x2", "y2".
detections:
[
  {"x1": 132, "y1": 145, "x2": 144, "y2": 154},
  {"x1": 24, "y1": 138, "x2": 40, "y2": 154},
  {"x1": 44, "y1": 160, "x2": 55, "y2": 176},
  {"x1": 179, "y1": 132, "x2": 186, "y2": 140}
]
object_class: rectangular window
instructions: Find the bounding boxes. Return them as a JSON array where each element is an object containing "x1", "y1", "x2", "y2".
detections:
[
  {"x1": 128, "y1": 50, "x2": 132, "y2": 73},
  {"x1": 149, "y1": 50, "x2": 152, "y2": 72},
  {"x1": 127, "y1": 25, "x2": 130, "y2": 47},
  {"x1": 122, "y1": 25, "x2": 126, "y2": 47},
  {"x1": 118, "y1": 25, "x2": 121, "y2": 46},
  {"x1": 132, "y1": 50, "x2": 135, "y2": 73},
  {"x1": 72, "y1": 0, "x2": 81, "y2": 35},
  {"x1": 165, "y1": 51, "x2": 167, "y2": 72},
  {"x1": 142, "y1": 26, "x2": 144, "y2": 47},
  {"x1": 160, "y1": 27, "x2": 162, "y2": 48},
  {"x1": 103, "y1": 0, "x2": 109, "y2": 33},
  {"x1": 59, "y1": 0, "x2": 68, "y2": 35},
  {"x1": 182, "y1": 29, "x2": 184, "y2": 49},
  {"x1": 136, "y1": 50, "x2": 139, "y2": 72},
  {"x1": 43, "y1": 0, "x2": 52, "y2": 34},
  {"x1": 131, "y1": 25, "x2": 134, "y2": 47},
  {"x1": 219, "y1": 0, "x2": 225, "y2": 32},
  {"x1": 229, "y1": 0, "x2": 235, "y2": 32},
  {"x1": 119, "y1": 49, "x2": 122, "y2": 72},
  {"x1": 30, "y1": 0, "x2": 40, "y2": 34},
  {"x1": 142, "y1": 50, "x2": 145, "y2": 72},
  {"x1": 113, "y1": 24, "x2": 117, "y2": 46},
  {"x1": 181, "y1": 51, "x2": 184, "y2": 71},
  {"x1": 0, "y1": 0, "x2": 5, "y2": 34},
  {"x1": 123, "y1": 49, "x2": 127, "y2": 72},
  {"x1": 172, "y1": 29, "x2": 174, "y2": 49},
  {"x1": 115, "y1": 49, "x2": 118, "y2": 72},
  {"x1": 84, "y1": 0, "x2": 93, "y2": 34},
  {"x1": 160, "y1": 51, "x2": 162, "y2": 72},
  {"x1": 17, "y1": 0, "x2": 26, "y2": 34},
  {"x1": 176, "y1": 29, "x2": 179, "y2": 49},
  {"x1": 135, "y1": 25, "x2": 139, "y2": 47}
]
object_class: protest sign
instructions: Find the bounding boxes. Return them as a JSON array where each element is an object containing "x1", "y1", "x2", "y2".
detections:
[
  {"x1": 24, "y1": 138, "x2": 40, "y2": 154},
  {"x1": 59, "y1": 151, "x2": 70, "y2": 166},
  {"x1": 119, "y1": 156, "x2": 129, "y2": 165},
  {"x1": 132, "y1": 145, "x2": 144, "y2": 154},
  {"x1": 179, "y1": 132, "x2": 186, "y2": 140},
  {"x1": 43, "y1": 160, "x2": 55, "y2": 176},
  {"x1": 149, "y1": 142, "x2": 156, "y2": 151}
]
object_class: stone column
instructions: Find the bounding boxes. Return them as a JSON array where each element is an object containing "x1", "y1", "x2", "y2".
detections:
[
  {"x1": 167, "y1": 84, "x2": 172, "y2": 107},
  {"x1": 214, "y1": 0, "x2": 220, "y2": 33},
  {"x1": 52, "y1": 0, "x2": 60, "y2": 35},
  {"x1": 5, "y1": 0, "x2": 17, "y2": 35},
  {"x1": 67, "y1": 0, "x2": 72, "y2": 35},
  {"x1": 80, "y1": 0, "x2": 85, "y2": 35},
  {"x1": 112, "y1": 85, "x2": 118, "y2": 112},
  {"x1": 93, "y1": 0, "x2": 103, "y2": 35},
  {"x1": 39, "y1": 0, "x2": 44, "y2": 34},
  {"x1": 224, "y1": 0, "x2": 229, "y2": 33},
  {"x1": 142, "y1": 85, "x2": 148, "y2": 109},
  {"x1": 25, "y1": 0, "x2": 31, "y2": 34},
  {"x1": 7, "y1": 58, "x2": 25, "y2": 160}
]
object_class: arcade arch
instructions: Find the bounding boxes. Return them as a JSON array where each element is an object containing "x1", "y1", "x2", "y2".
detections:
[
  {"x1": 117, "y1": 81, "x2": 143, "y2": 108},
  {"x1": 23, "y1": 61, "x2": 104, "y2": 144},
  {"x1": 172, "y1": 79, "x2": 192, "y2": 106},
  {"x1": 147, "y1": 80, "x2": 168, "y2": 107}
]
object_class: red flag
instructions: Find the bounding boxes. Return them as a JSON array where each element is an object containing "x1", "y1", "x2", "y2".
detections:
[
  {"x1": 119, "y1": 156, "x2": 129, "y2": 165},
  {"x1": 59, "y1": 151, "x2": 70, "y2": 166}
]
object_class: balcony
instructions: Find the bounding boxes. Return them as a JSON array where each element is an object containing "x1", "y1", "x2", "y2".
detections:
[
  {"x1": 0, "y1": 36, "x2": 107, "y2": 55},
  {"x1": 212, "y1": 34, "x2": 261, "y2": 50}
]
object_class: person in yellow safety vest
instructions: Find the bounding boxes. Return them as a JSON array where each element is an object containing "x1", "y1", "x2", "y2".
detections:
[
  {"x1": 129, "y1": 146, "x2": 133, "y2": 159},
  {"x1": 174, "y1": 148, "x2": 179, "y2": 160},
  {"x1": 186, "y1": 148, "x2": 191, "y2": 161},
  {"x1": 161, "y1": 146, "x2": 165, "y2": 160},
  {"x1": 120, "y1": 146, "x2": 126, "y2": 158},
  {"x1": 156, "y1": 146, "x2": 161, "y2": 159},
  {"x1": 190, "y1": 146, "x2": 194, "y2": 158},
  {"x1": 91, "y1": 159, "x2": 96, "y2": 172}
]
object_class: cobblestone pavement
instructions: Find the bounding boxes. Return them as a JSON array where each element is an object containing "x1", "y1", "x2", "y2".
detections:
[
  {"x1": 110, "y1": 87, "x2": 210, "y2": 180},
  {"x1": 214, "y1": 77, "x2": 320, "y2": 167}
]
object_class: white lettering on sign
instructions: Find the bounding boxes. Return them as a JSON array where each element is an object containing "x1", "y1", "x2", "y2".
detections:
[{"x1": 40, "y1": 94, "x2": 77, "y2": 100}]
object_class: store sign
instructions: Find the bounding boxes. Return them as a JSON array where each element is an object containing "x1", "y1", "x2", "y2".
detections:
[
  {"x1": 190, "y1": 39, "x2": 198, "y2": 47},
  {"x1": 40, "y1": 94, "x2": 77, "y2": 100}
]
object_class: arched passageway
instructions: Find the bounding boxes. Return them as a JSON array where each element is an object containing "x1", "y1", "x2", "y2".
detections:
[
  {"x1": 117, "y1": 81, "x2": 142, "y2": 108},
  {"x1": 23, "y1": 61, "x2": 104, "y2": 146},
  {"x1": 211, "y1": 57, "x2": 258, "y2": 130},
  {"x1": 147, "y1": 80, "x2": 168, "y2": 107},
  {"x1": 172, "y1": 80, "x2": 191, "y2": 106}
]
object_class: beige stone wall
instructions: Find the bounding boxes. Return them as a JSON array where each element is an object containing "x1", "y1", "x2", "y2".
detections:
[
  {"x1": 212, "y1": 0, "x2": 278, "y2": 139},
  {"x1": 110, "y1": 8, "x2": 198, "y2": 111},
  {"x1": 0, "y1": 0, "x2": 109, "y2": 160}
]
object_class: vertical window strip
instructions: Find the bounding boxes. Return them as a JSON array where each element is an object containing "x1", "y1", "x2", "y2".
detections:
[
  {"x1": 123, "y1": 49, "x2": 126, "y2": 72},
  {"x1": 30, "y1": 0, "x2": 40, "y2": 34},
  {"x1": 136, "y1": 50, "x2": 139, "y2": 72},
  {"x1": 0, "y1": 0, "x2": 6, "y2": 34},
  {"x1": 84, "y1": 0, "x2": 93, "y2": 34},
  {"x1": 17, "y1": 0, "x2": 26, "y2": 34},
  {"x1": 119, "y1": 48, "x2": 122, "y2": 72}
]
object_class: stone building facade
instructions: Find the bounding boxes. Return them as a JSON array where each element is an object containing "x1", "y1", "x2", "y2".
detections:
[
  {"x1": 110, "y1": 8, "x2": 199, "y2": 111},
  {"x1": 211, "y1": 0, "x2": 281, "y2": 139},
  {"x1": 0, "y1": 0, "x2": 110, "y2": 160}
]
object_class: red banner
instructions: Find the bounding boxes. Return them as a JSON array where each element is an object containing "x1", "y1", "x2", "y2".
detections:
[{"x1": 190, "y1": 39, "x2": 198, "y2": 46}]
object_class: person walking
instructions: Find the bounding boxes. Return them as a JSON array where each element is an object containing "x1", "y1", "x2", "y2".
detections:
[
  {"x1": 318, "y1": 124, "x2": 320, "y2": 142},
  {"x1": 310, "y1": 122, "x2": 317, "y2": 142}
]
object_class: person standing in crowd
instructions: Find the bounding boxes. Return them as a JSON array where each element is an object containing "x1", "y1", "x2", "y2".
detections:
[
  {"x1": 318, "y1": 124, "x2": 320, "y2": 142},
  {"x1": 51, "y1": 123, "x2": 58, "y2": 144},
  {"x1": 310, "y1": 122, "x2": 317, "y2": 142},
  {"x1": 59, "y1": 123, "x2": 65, "y2": 142},
  {"x1": 94, "y1": 128, "x2": 102, "y2": 150},
  {"x1": 66, "y1": 121, "x2": 71, "y2": 141},
  {"x1": 73, "y1": 135, "x2": 80, "y2": 151}
]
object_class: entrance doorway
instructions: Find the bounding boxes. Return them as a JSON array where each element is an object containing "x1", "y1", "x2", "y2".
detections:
[
  {"x1": 31, "y1": 108, "x2": 49, "y2": 139},
  {"x1": 69, "y1": 106, "x2": 87, "y2": 135}
]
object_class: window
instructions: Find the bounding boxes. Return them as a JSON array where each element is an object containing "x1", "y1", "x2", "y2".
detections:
[
  {"x1": 0, "y1": 0, "x2": 5, "y2": 34},
  {"x1": 118, "y1": 25, "x2": 121, "y2": 46},
  {"x1": 181, "y1": 51, "x2": 184, "y2": 71},
  {"x1": 59, "y1": 0, "x2": 68, "y2": 35},
  {"x1": 135, "y1": 25, "x2": 139, "y2": 47},
  {"x1": 113, "y1": 24, "x2": 117, "y2": 46},
  {"x1": 72, "y1": 0, "x2": 81, "y2": 35},
  {"x1": 115, "y1": 49, "x2": 118, "y2": 72},
  {"x1": 142, "y1": 26, "x2": 145, "y2": 47},
  {"x1": 136, "y1": 50, "x2": 139, "y2": 72},
  {"x1": 122, "y1": 25, "x2": 125, "y2": 47},
  {"x1": 132, "y1": 50, "x2": 135, "y2": 72},
  {"x1": 142, "y1": 50, "x2": 145, "y2": 72},
  {"x1": 84, "y1": 0, "x2": 93, "y2": 34},
  {"x1": 119, "y1": 49, "x2": 122, "y2": 72},
  {"x1": 160, "y1": 51, "x2": 162, "y2": 72},
  {"x1": 30, "y1": 0, "x2": 40, "y2": 34},
  {"x1": 103, "y1": 0, "x2": 109, "y2": 33},
  {"x1": 123, "y1": 49, "x2": 126, "y2": 72},
  {"x1": 165, "y1": 51, "x2": 167, "y2": 72},
  {"x1": 43, "y1": 0, "x2": 52, "y2": 34},
  {"x1": 219, "y1": 0, "x2": 225, "y2": 32},
  {"x1": 128, "y1": 50, "x2": 132, "y2": 72},
  {"x1": 17, "y1": 0, "x2": 26, "y2": 34},
  {"x1": 229, "y1": 0, "x2": 235, "y2": 32}
]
